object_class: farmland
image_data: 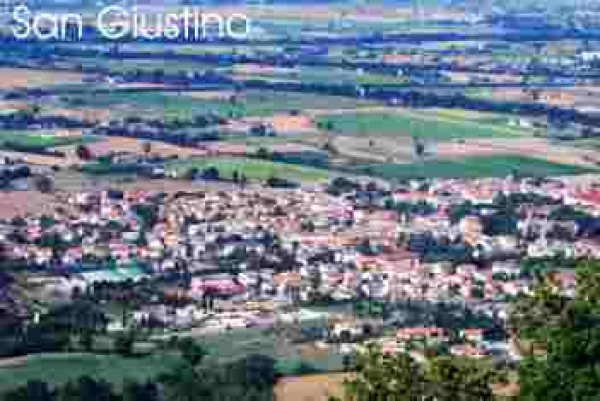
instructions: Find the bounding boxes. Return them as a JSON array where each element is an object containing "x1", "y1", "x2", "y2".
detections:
[
  {"x1": 0, "y1": 68, "x2": 87, "y2": 89},
  {"x1": 232, "y1": 65, "x2": 409, "y2": 86},
  {"x1": 316, "y1": 109, "x2": 539, "y2": 140},
  {"x1": 0, "y1": 337, "x2": 344, "y2": 394},
  {"x1": 60, "y1": 90, "x2": 375, "y2": 120},
  {"x1": 0, "y1": 353, "x2": 183, "y2": 393},
  {"x1": 274, "y1": 373, "x2": 349, "y2": 401},
  {"x1": 353, "y1": 155, "x2": 596, "y2": 180},
  {"x1": 165, "y1": 157, "x2": 331, "y2": 183},
  {"x1": 0, "y1": 131, "x2": 94, "y2": 150}
]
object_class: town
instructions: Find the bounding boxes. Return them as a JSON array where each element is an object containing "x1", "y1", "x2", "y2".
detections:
[
  {"x1": 0, "y1": 1, "x2": 599, "y2": 400},
  {"x1": 0, "y1": 167, "x2": 599, "y2": 398}
]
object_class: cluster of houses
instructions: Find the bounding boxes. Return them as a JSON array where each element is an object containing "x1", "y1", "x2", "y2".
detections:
[{"x1": 0, "y1": 174, "x2": 598, "y2": 358}]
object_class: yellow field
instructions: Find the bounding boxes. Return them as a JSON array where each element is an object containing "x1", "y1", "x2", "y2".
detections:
[{"x1": 274, "y1": 373, "x2": 350, "y2": 401}]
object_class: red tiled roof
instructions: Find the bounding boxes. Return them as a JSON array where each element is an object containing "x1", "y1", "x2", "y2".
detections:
[
  {"x1": 577, "y1": 190, "x2": 600, "y2": 205},
  {"x1": 397, "y1": 327, "x2": 445, "y2": 338}
]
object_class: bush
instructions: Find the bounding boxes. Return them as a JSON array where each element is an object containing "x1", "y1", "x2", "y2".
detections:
[
  {"x1": 114, "y1": 332, "x2": 135, "y2": 356},
  {"x1": 33, "y1": 175, "x2": 54, "y2": 193},
  {"x1": 266, "y1": 176, "x2": 298, "y2": 188},
  {"x1": 202, "y1": 166, "x2": 220, "y2": 180}
]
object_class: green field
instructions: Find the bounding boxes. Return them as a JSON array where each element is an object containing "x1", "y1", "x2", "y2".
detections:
[
  {"x1": 0, "y1": 332, "x2": 342, "y2": 393},
  {"x1": 0, "y1": 353, "x2": 182, "y2": 392},
  {"x1": 236, "y1": 65, "x2": 408, "y2": 86},
  {"x1": 63, "y1": 90, "x2": 373, "y2": 120},
  {"x1": 107, "y1": 60, "x2": 226, "y2": 75},
  {"x1": 166, "y1": 157, "x2": 331, "y2": 182},
  {"x1": 317, "y1": 110, "x2": 537, "y2": 140},
  {"x1": 198, "y1": 326, "x2": 344, "y2": 375},
  {"x1": 572, "y1": 137, "x2": 600, "y2": 151},
  {"x1": 353, "y1": 155, "x2": 594, "y2": 180},
  {"x1": 0, "y1": 131, "x2": 93, "y2": 149}
]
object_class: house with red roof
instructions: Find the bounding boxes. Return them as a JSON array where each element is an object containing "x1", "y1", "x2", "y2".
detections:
[{"x1": 397, "y1": 327, "x2": 447, "y2": 342}]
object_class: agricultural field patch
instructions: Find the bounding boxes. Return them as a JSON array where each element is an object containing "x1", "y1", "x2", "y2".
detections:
[
  {"x1": 233, "y1": 65, "x2": 408, "y2": 86},
  {"x1": 0, "y1": 68, "x2": 87, "y2": 89},
  {"x1": 274, "y1": 373, "x2": 350, "y2": 401},
  {"x1": 353, "y1": 155, "x2": 595, "y2": 180},
  {"x1": 434, "y1": 137, "x2": 600, "y2": 168},
  {"x1": 0, "y1": 131, "x2": 94, "y2": 150},
  {"x1": 80, "y1": 136, "x2": 210, "y2": 158},
  {"x1": 165, "y1": 156, "x2": 331, "y2": 183},
  {"x1": 60, "y1": 90, "x2": 375, "y2": 121},
  {"x1": 244, "y1": 114, "x2": 317, "y2": 135},
  {"x1": 0, "y1": 353, "x2": 182, "y2": 393},
  {"x1": 316, "y1": 109, "x2": 538, "y2": 140}
]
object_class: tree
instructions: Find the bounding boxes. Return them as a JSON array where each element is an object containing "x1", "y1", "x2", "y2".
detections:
[
  {"x1": 122, "y1": 381, "x2": 160, "y2": 401},
  {"x1": 250, "y1": 123, "x2": 273, "y2": 137},
  {"x1": 256, "y1": 147, "x2": 270, "y2": 159},
  {"x1": 142, "y1": 141, "x2": 152, "y2": 156},
  {"x1": 4, "y1": 381, "x2": 53, "y2": 401},
  {"x1": 343, "y1": 345, "x2": 500, "y2": 401},
  {"x1": 132, "y1": 204, "x2": 159, "y2": 229},
  {"x1": 75, "y1": 145, "x2": 93, "y2": 161},
  {"x1": 318, "y1": 120, "x2": 334, "y2": 131},
  {"x1": 515, "y1": 261, "x2": 600, "y2": 401},
  {"x1": 508, "y1": 281, "x2": 566, "y2": 342},
  {"x1": 266, "y1": 176, "x2": 297, "y2": 188},
  {"x1": 426, "y1": 356, "x2": 496, "y2": 401},
  {"x1": 177, "y1": 338, "x2": 207, "y2": 367},
  {"x1": 159, "y1": 363, "x2": 204, "y2": 401},
  {"x1": 413, "y1": 136, "x2": 425, "y2": 158},
  {"x1": 33, "y1": 175, "x2": 54, "y2": 193},
  {"x1": 202, "y1": 166, "x2": 220, "y2": 181},
  {"x1": 184, "y1": 167, "x2": 198, "y2": 180},
  {"x1": 56, "y1": 377, "x2": 116, "y2": 401},
  {"x1": 79, "y1": 331, "x2": 94, "y2": 352},
  {"x1": 575, "y1": 260, "x2": 600, "y2": 308},
  {"x1": 227, "y1": 355, "x2": 276, "y2": 390},
  {"x1": 41, "y1": 300, "x2": 108, "y2": 336},
  {"x1": 344, "y1": 345, "x2": 426, "y2": 401},
  {"x1": 342, "y1": 353, "x2": 353, "y2": 372},
  {"x1": 114, "y1": 332, "x2": 134, "y2": 356}
]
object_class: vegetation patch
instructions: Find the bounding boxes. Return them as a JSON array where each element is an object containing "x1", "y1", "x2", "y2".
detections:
[
  {"x1": 62, "y1": 90, "x2": 373, "y2": 121},
  {"x1": 166, "y1": 157, "x2": 331, "y2": 182},
  {"x1": 353, "y1": 156, "x2": 595, "y2": 180},
  {"x1": 0, "y1": 131, "x2": 93, "y2": 149},
  {"x1": 0, "y1": 353, "x2": 182, "y2": 392},
  {"x1": 317, "y1": 110, "x2": 537, "y2": 140}
]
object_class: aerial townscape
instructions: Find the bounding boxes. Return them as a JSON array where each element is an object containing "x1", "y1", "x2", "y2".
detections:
[{"x1": 0, "y1": 1, "x2": 598, "y2": 400}]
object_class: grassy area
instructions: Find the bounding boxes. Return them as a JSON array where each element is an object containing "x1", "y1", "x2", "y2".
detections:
[
  {"x1": 103, "y1": 59, "x2": 224, "y2": 75},
  {"x1": 572, "y1": 137, "x2": 600, "y2": 151},
  {"x1": 317, "y1": 110, "x2": 537, "y2": 140},
  {"x1": 0, "y1": 353, "x2": 182, "y2": 392},
  {"x1": 0, "y1": 334, "x2": 342, "y2": 393},
  {"x1": 63, "y1": 90, "x2": 373, "y2": 120},
  {"x1": 165, "y1": 157, "x2": 331, "y2": 183},
  {"x1": 235, "y1": 66, "x2": 408, "y2": 86},
  {"x1": 190, "y1": 321, "x2": 342, "y2": 373},
  {"x1": 353, "y1": 156, "x2": 595, "y2": 180},
  {"x1": 0, "y1": 131, "x2": 93, "y2": 149},
  {"x1": 70, "y1": 55, "x2": 230, "y2": 76}
]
